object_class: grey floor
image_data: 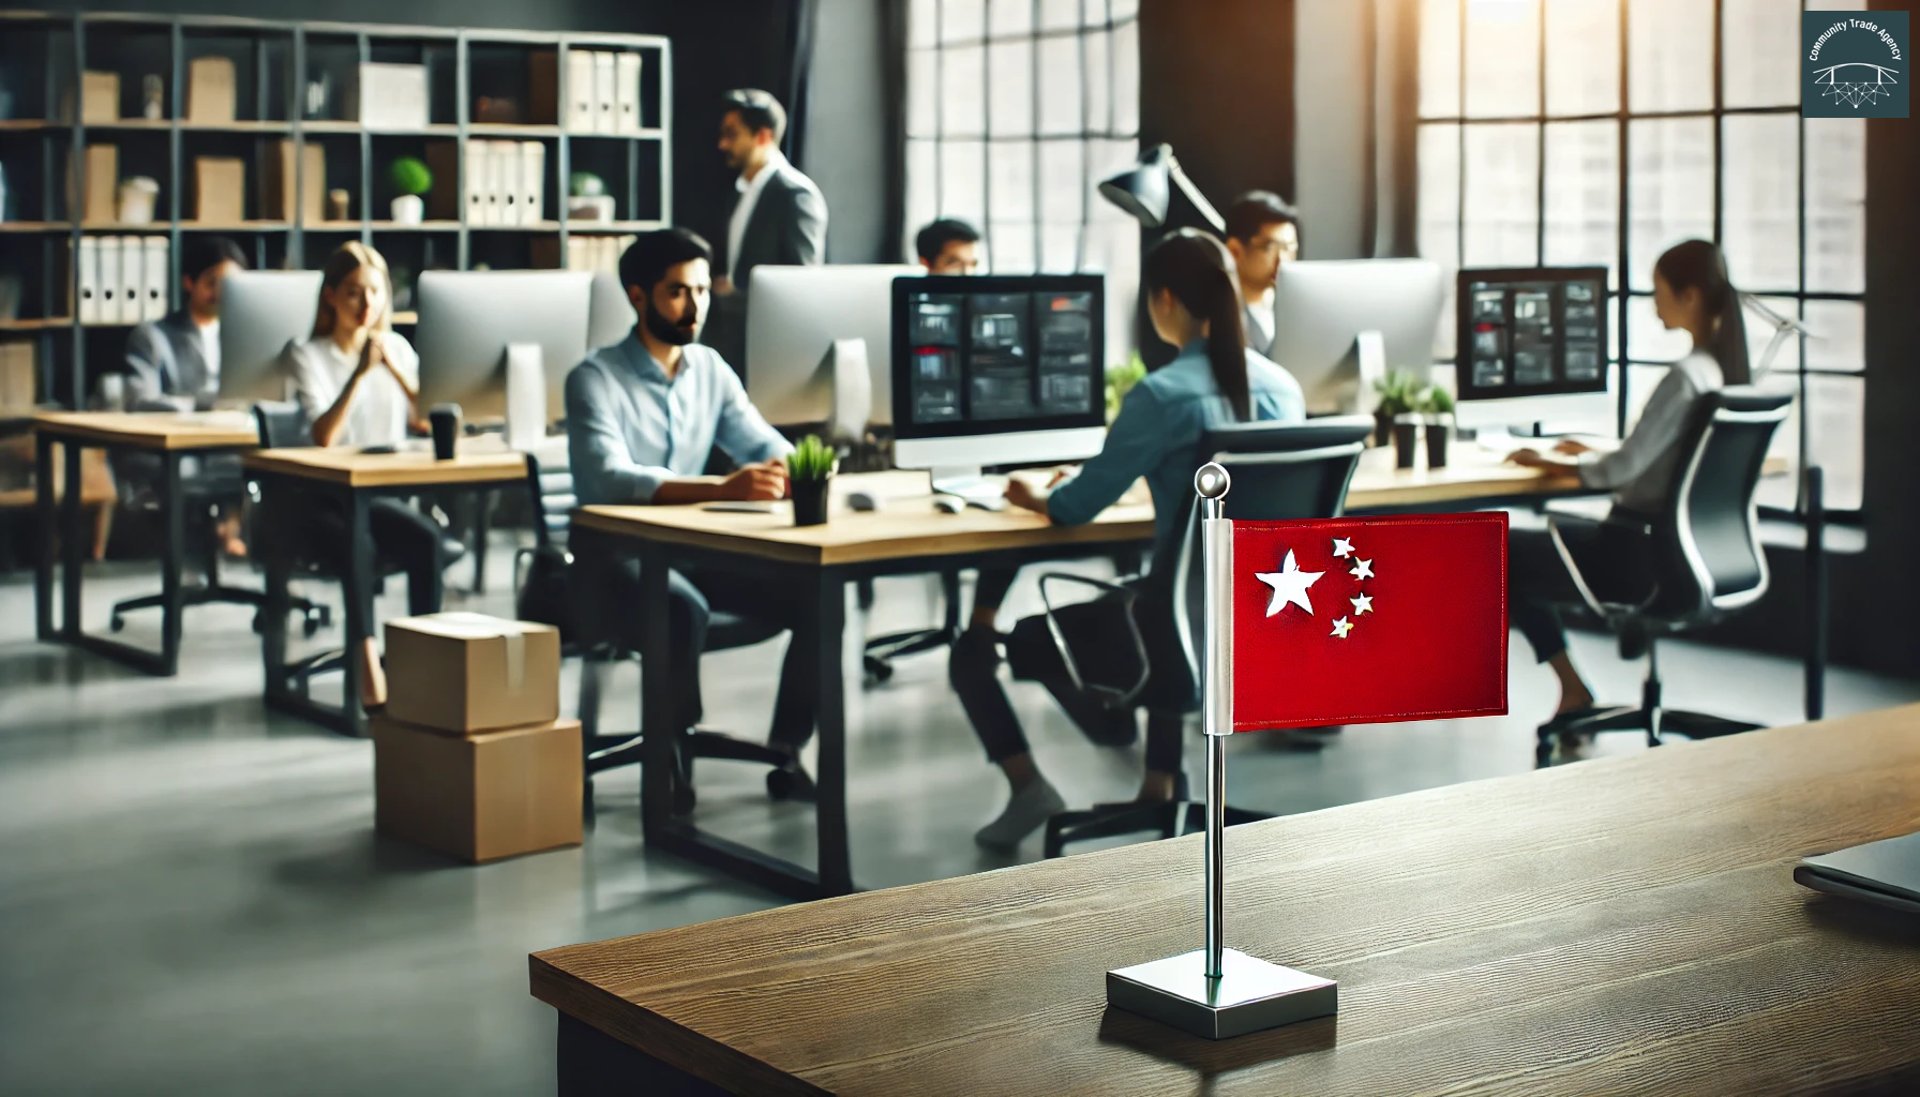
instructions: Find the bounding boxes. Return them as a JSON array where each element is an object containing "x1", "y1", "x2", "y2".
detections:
[{"x1": 2, "y1": 543, "x2": 1916, "y2": 1095}]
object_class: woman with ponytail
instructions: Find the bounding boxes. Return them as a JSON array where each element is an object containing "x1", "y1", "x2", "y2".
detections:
[
  {"x1": 952, "y1": 228, "x2": 1306, "y2": 850},
  {"x1": 1507, "y1": 238, "x2": 1748, "y2": 723}
]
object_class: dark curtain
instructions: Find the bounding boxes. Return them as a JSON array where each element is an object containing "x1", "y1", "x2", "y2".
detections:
[
  {"x1": 783, "y1": 0, "x2": 822, "y2": 165},
  {"x1": 878, "y1": 0, "x2": 909, "y2": 262}
]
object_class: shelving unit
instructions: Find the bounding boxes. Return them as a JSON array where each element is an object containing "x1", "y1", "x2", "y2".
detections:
[{"x1": 0, "y1": 9, "x2": 672, "y2": 408}]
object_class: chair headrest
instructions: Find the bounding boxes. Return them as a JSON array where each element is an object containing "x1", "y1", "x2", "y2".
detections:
[
  {"x1": 1714, "y1": 384, "x2": 1793, "y2": 417},
  {"x1": 1204, "y1": 415, "x2": 1374, "y2": 458}
]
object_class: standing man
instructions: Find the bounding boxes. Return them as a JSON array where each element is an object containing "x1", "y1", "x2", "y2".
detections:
[
  {"x1": 915, "y1": 218, "x2": 983, "y2": 275},
  {"x1": 1222, "y1": 191, "x2": 1301, "y2": 358},
  {"x1": 714, "y1": 88, "x2": 827, "y2": 296}
]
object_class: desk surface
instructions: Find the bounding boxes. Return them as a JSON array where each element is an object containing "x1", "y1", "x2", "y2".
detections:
[
  {"x1": 531, "y1": 705, "x2": 1920, "y2": 1097},
  {"x1": 242, "y1": 444, "x2": 529, "y2": 488},
  {"x1": 32, "y1": 410, "x2": 258, "y2": 451},
  {"x1": 572, "y1": 445, "x2": 1574, "y2": 567}
]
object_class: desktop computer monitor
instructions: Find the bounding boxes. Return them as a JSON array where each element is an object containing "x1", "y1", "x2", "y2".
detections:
[
  {"x1": 746, "y1": 264, "x2": 922, "y2": 429},
  {"x1": 1268, "y1": 259, "x2": 1446, "y2": 414},
  {"x1": 586, "y1": 271, "x2": 636, "y2": 352},
  {"x1": 217, "y1": 270, "x2": 322, "y2": 403},
  {"x1": 1451, "y1": 266, "x2": 1611, "y2": 429},
  {"x1": 891, "y1": 274, "x2": 1107, "y2": 485},
  {"x1": 414, "y1": 270, "x2": 593, "y2": 422}
]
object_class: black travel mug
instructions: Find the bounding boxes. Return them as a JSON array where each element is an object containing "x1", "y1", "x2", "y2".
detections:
[{"x1": 429, "y1": 404, "x2": 461, "y2": 460}]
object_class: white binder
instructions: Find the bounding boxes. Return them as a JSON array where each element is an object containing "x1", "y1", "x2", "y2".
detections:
[
  {"x1": 615, "y1": 52, "x2": 643, "y2": 134},
  {"x1": 491, "y1": 140, "x2": 520, "y2": 225},
  {"x1": 116, "y1": 235, "x2": 143, "y2": 324},
  {"x1": 464, "y1": 139, "x2": 490, "y2": 226},
  {"x1": 74, "y1": 237, "x2": 102, "y2": 324},
  {"x1": 141, "y1": 236, "x2": 170, "y2": 321},
  {"x1": 566, "y1": 50, "x2": 596, "y2": 133},
  {"x1": 95, "y1": 237, "x2": 122, "y2": 324},
  {"x1": 593, "y1": 52, "x2": 617, "y2": 135},
  {"x1": 519, "y1": 141, "x2": 546, "y2": 227}
]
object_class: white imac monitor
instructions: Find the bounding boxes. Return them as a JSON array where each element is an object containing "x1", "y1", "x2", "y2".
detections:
[
  {"x1": 891, "y1": 274, "x2": 1107, "y2": 502},
  {"x1": 1269, "y1": 258, "x2": 1446, "y2": 414},
  {"x1": 217, "y1": 271, "x2": 322, "y2": 402},
  {"x1": 414, "y1": 271, "x2": 593, "y2": 422},
  {"x1": 586, "y1": 271, "x2": 636, "y2": 352},
  {"x1": 746, "y1": 264, "x2": 921, "y2": 429},
  {"x1": 1450, "y1": 266, "x2": 1613, "y2": 431}
]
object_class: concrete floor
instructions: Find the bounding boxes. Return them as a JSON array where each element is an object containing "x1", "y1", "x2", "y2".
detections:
[{"x1": 2, "y1": 544, "x2": 1916, "y2": 1095}]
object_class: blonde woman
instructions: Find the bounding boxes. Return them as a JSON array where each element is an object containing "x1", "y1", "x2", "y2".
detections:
[{"x1": 278, "y1": 242, "x2": 445, "y2": 709}]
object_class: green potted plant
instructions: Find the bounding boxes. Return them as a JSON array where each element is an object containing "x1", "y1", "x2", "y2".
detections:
[
  {"x1": 1420, "y1": 384, "x2": 1455, "y2": 469},
  {"x1": 788, "y1": 434, "x2": 835, "y2": 527},
  {"x1": 1104, "y1": 354, "x2": 1147, "y2": 424},
  {"x1": 1372, "y1": 370, "x2": 1423, "y2": 468},
  {"x1": 388, "y1": 156, "x2": 432, "y2": 224}
]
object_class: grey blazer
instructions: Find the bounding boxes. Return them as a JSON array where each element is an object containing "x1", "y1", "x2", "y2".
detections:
[
  {"x1": 729, "y1": 161, "x2": 828, "y2": 293},
  {"x1": 123, "y1": 310, "x2": 216, "y2": 412}
]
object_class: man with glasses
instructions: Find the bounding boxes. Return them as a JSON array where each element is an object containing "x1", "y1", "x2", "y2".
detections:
[{"x1": 1222, "y1": 190, "x2": 1302, "y2": 359}]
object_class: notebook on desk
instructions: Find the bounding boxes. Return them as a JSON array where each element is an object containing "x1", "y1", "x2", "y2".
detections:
[{"x1": 1795, "y1": 831, "x2": 1920, "y2": 914}]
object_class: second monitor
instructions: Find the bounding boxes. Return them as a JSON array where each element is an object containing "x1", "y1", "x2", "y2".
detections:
[{"x1": 414, "y1": 270, "x2": 594, "y2": 423}]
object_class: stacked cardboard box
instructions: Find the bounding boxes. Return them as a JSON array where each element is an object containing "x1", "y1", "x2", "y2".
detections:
[{"x1": 373, "y1": 612, "x2": 581, "y2": 863}]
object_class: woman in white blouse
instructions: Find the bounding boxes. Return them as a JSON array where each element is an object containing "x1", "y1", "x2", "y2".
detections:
[{"x1": 280, "y1": 242, "x2": 446, "y2": 709}]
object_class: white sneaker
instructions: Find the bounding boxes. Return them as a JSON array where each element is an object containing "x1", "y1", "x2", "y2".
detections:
[{"x1": 974, "y1": 778, "x2": 1067, "y2": 851}]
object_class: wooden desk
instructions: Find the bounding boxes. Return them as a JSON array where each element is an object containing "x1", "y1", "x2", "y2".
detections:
[
  {"x1": 533, "y1": 705, "x2": 1920, "y2": 1097},
  {"x1": 243, "y1": 443, "x2": 529, "y2": 736},
  {"x1": 572, "y1": 452, "x2": 1587, "y2": 901},
  {"x1": 32, "y1": 410, "x2": 257, "y2": 675}
]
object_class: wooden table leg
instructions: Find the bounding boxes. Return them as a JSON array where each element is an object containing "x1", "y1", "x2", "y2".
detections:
[
  {"x1": 158, "y1": 450, "x2": 185, "y2": 675},
  {"x1": 60, "y1": 439, "x2": 84, "y2": 639},
  {"x1": 34, "y1": 431, "x2": 55, "y2": 640},
  {"x1": 637, "y1": 541, "x2": 675, "y2": 839},
  {"x1": 814, "y1": 570, "x2": 852, "y2": 895},
  {"x1": 341, "y1": 489, "x2": 374, "y2": 738}
]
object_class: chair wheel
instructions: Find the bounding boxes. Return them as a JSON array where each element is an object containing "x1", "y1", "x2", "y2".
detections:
[{"x1": 109, "y1": 614, "x2": 125, "y2": 633}]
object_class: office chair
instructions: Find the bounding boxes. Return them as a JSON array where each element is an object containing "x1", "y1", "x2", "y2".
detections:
[
  {"x1": 1536, "y1": 387, "x2": 1791, "y2": 764},
  {"x1": 1043, "y1": 416, "x2": 1376, "y2": 857},
  {"x1": 517, "y1": 452, "x2": 812, "y2": 814}
]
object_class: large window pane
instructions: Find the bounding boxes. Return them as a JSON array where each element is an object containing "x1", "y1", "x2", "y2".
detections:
[
  {"x1": 1040, "y1": 223, "x2": 1080, "y2": 273},
  {"x1": 1804, "y1": 374, "x2": 1864, "y2": 510},
  {"x1": 1628, "y1": 0, "x2": 1713, "y2": 112},
  {"x1": 1420, "y1": 0, "x2": 1461, "y2": 118},
  {"x1": 989, "y1": 0, "x2": 1033, "y2": 38},
  {"x1": 943, "y1": 0, "x2": 986, "y2": 43},
  {"x1": 1417, "y1": 124, "x2": 1461, "y2": 268},
  {"x1": 1743, "y1": 294, "x2": 1802, "y2": 376},
  {"x1": 1084, "y1": 23, "x2": 1111, "y2": 132},
  {"x1": 988, "y1": 141, "x2": 1035, "y2": 221},
  {"x1": 1111, "y1": 20, "x2": 1140, "y2": 134},
  {"x1": 1721, "y1": 114, "x2": 1800, "y2": 292},
  {"x1": 1804, "y1": 300, "x2": 1865, "y2": 373},
  {"x1": 910, "y1": 0, "x2": 938, "y2": 49},
  {"x1": 941, "y1": 139, "x2": 987, "y2": 227},
  {"x1": 1464, "y1": 0, "x2": 1540, "y2": 119},
  {"x1": 1039, "y1": 0, "x2": 1082, "y2": 32},
  {"x1": 1462, "y1": 123, "x2": 1539, "y2": 267},
  {"x1": 907, "y1": 48, "x2": 937, "y2": 138},
  {"x1": 1545, "y1": 0, "x2": 1619, "y2": 116},
  {"x1": 941, "y1": 43, "x2": 987, "y2": 136},
  {"x1": 1038, "y1": 35, "x2": 1082, "y2": 136},
  {"x1": 1722, "y1": 0, "x2": 1802, "y2": 108},
  {"x1": 1039, "y1": 139, "x2": 1083, "y2": 224},
  {"x1": 989, "y1": 221, "x2": 1037, "y2": 273},
  {"x1": 1543, "y1": 120, "x2": 1619, "y2": 285},
  {"x1": 988, "y1": 37, "x2": 1034, "y2": 137},
  {"x1": 1625, "y1": 294, "x2": 1692, "y2": 363},
  {"x1": 1627, "y1": 117, "x2": 1714, "y2": 291},
  {"x1": 906, "y1": 139, "x2": 938, "y2": 247},
  {"x1": 1806, "y1": 118, "x2": 1865, "y2": 294}
]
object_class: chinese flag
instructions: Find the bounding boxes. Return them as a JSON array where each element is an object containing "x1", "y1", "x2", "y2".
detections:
[{"x1": 1231, "y1": 513, "x2": 1508, "y2": 731}]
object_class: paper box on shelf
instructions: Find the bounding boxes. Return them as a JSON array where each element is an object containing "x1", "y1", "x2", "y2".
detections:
[
  {"x1": 67, "y1": 144, "x2": 118, "y2": 223},
  {"x1": 352, "y1": 62, "x2": 429, "y2": 131},
  {"x1": 193, "y1": 157, "x2": 246, "y2": 223},
  {"x1": 264, "y1": 139, "x2": 325, "y2": 223},
  {"x1": 186, "y1": 56, "x2": 237, "y2": 124},
  {"x1": 78, "y1": 71, "x2": 120, "y2": 124},
  {"x1": 373, "y1": 715, "x2": 582, "y2": 864},
  {"x1": 384, "y1": 612, "x2": 560, "y2": 733}
]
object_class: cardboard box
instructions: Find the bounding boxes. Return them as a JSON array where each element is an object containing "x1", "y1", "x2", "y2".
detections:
[
  {"x1": 186, "y1": 56, "x2": 237, "y2": 124},
  {"x1": 373, "y1": 715, "x2": 582, "y2": 863},
  {"x1": 352, "y1": 62, "x2": 429, "y2": 131},
  {"x1": 263, "y1": 139, "x2": 325, "y2": 223},
  {"x1": 193, "y1": 157, "x2": 246, "y2": 223},
  {"x1": 79, "y1": 71, "x2": 120, "y2": 124},
  {"x1": 385, "y1": 612, "x2": 561, "y2": 733},
  {"x1": 0, "y1": 341, "x2": 37, "y2": 412},
  {"x1": 67, "y1": 144, "x2": 118, "y2": 223}
]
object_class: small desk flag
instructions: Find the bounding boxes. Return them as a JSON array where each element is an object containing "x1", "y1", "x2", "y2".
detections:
[{"x1": 1231, "y1": 513, "x2": 1509, "y2": 731}]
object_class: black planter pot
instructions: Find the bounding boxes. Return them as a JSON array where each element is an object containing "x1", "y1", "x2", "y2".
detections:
[
  {"x1": 792, "y1": 478, "x2": 831, "y2": 526},
  {"x1": 1373, "y1": 410, "x2": 1396, "y2": 448},
  {"x1": 1392, "y1": 422, "x2": 1419, "y2": 469},
  {"x1": 1426, "y1": 420, "x2": 1452, "y2": 468}
]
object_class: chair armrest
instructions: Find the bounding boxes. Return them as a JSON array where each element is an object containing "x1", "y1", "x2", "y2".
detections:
[
  {"x1": 1035, "y1": 572, "x2": 1151, "y2": 710},
  {"x1": 1545, "y1": 512, "x2": 1658, "y2": 621}
]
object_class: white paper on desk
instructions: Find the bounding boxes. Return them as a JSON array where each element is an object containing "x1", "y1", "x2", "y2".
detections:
[{"x1": 505, "y1": 342, "x2": 547, "y2": 451}]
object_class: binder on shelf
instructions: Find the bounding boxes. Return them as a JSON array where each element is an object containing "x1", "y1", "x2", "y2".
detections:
[
  {"x1": 96, "y1": 237, "x2": 123, "y2": 323},
  {"x1": 519, "y1": 142, "x2": 547, "y2": 227},
  {"x1": 615, "y1": 52, "x2": 643, "y2": 134},
  {"x1": 488, "y1": 140, "x2": 517, "y2": 226},
  {"x1": 116, "y1": 235, "x2": 143, "y2": 325},
  {"x1": 593, "y1": 51, "x2": 617, "y2": 135},
  {"x1": 70, "y1": 238, "x2": 100, "y2": 324},
  {"x1": 465, "y1": 140, "x2": 495, "y2": 226},
  {"x1": 141, "y1": 237, "x2": 170, "y2": 322},
  {"x1": 566, "y1": 50, "x2": 596, "y2": 132}
]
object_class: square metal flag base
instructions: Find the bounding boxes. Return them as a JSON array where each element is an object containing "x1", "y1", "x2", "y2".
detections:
[{"x1": 1106, "y1": 948, "x2": 1337, "y2": 1040}]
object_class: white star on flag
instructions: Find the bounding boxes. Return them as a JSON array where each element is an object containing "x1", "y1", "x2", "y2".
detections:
[
  {"x1": 1332, "y1": 537, "x2": 1354, "y2": 559},
  {"x1": 1351, "y1": 593, "x2": 1373, "y2": 615},
  {"x1": 1330, "y1": 617, "x2": 1354, "y2": 639},
  {"x1": 1256, "y1": 550, "x2": 1323, "y2": 617},
  {"x1": 1350, "y1": 558, "x2": 1374, "y2": 581}
]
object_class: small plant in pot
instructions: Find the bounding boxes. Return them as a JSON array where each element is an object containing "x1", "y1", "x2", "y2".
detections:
[
  {"x1": 1420, "y1": 384, "x2": 1455, "y2": 469},
  {"x1": 388, "y1": 156, "x2": 432, "y2": 224},
  {"x1": 1372, "y1": 370, "x2": 1423, "y2": 468},
  {"x1": 788, "y1": 434, "x2": 836, "y2": 527}
]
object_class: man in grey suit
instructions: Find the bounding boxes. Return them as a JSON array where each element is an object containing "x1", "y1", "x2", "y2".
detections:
[{"x1": 1222, "y1": 191, "x2": 1301, "y2": 359}]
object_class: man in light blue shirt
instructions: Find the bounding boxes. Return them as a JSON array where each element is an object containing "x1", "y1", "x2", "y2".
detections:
[{"x1": 566, "y1": 228, "x2": 810, "y2": 771}]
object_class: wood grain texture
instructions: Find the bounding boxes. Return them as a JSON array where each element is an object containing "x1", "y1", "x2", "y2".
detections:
[
  {"x1": 32, "y1": 410, "x2": 257, "y2": 451},
  {"x1": 532, "y1": 706, "x2": 1920, "y2": 1097},
  {"x1": 242, "y1": 446, "x2": 527, "y2": 488}
]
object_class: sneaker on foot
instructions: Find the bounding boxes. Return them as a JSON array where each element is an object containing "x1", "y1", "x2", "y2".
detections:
[{"x1": 974, "y1": 778, "x2": 1067, "y2": 850}]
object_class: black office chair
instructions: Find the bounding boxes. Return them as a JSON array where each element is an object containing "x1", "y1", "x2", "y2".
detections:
[
  {"x1": 1043, "y1": 416, "x2": 1376, "y2": 857},
  {"x1": 1537, "y1": 387, "x2": 1791, "y2": 763},
  {"x1": 517, "y1": 451, "x2": 812, "y2": 814}
]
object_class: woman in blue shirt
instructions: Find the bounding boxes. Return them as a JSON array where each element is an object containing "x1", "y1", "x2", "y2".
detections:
[{"x1": 953, "y1": 229, "x2": 1306, "y2": 850}]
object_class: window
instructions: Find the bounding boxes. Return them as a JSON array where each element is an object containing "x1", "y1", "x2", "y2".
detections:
[
  {"x1": 905, "y1": 0, "x2": 1141, "y2": 360},
  {"x1": 1417, "y1": 0, "x2": 1867, "y2": 513}
]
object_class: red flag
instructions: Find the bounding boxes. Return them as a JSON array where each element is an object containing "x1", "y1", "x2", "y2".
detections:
[{"x1": 1230, "y1": 513, "x2": 1508, "y2": 731}]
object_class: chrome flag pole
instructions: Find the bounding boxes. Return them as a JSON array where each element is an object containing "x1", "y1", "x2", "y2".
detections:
[{"x1": 1104, "y1": 464, "x2": 1338, "y2": 1040}]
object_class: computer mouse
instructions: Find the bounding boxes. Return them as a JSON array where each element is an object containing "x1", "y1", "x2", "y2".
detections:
[
  {"x1": 846, "y1": 489, "x2": 879, "y2": 512},
  {"x1": 932, "y1": 495, "x2": 965, "y2": 514}
]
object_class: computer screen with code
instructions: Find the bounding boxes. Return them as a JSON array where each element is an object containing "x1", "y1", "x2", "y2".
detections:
[{"x1": 1455, "y1": 267, "x2": 1609, "y2": 402}]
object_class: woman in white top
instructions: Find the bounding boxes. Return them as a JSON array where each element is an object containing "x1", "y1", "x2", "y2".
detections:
[
  {"x1": 279, "y1": 242, "x2": 446, "y2": 710},
  {"x1": 1505, "y1": 239, "x2": 1751, "y2": 724}
]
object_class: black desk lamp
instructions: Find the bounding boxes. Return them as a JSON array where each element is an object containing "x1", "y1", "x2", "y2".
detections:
[{"x1": 1098, "y1": 143, "x2": 1226, "y2": 235}]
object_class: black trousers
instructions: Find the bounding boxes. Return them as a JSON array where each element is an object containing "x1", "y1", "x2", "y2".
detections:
[
  {"x1": 576, "y1": 551, "x2": 812, "y2": 751},
  {"x1": 308, "y1": 498, "x2": 448, "y2": 640},
  {"x1": 1508, "y1": 511, "x2": 1653, "y2": 663}
]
